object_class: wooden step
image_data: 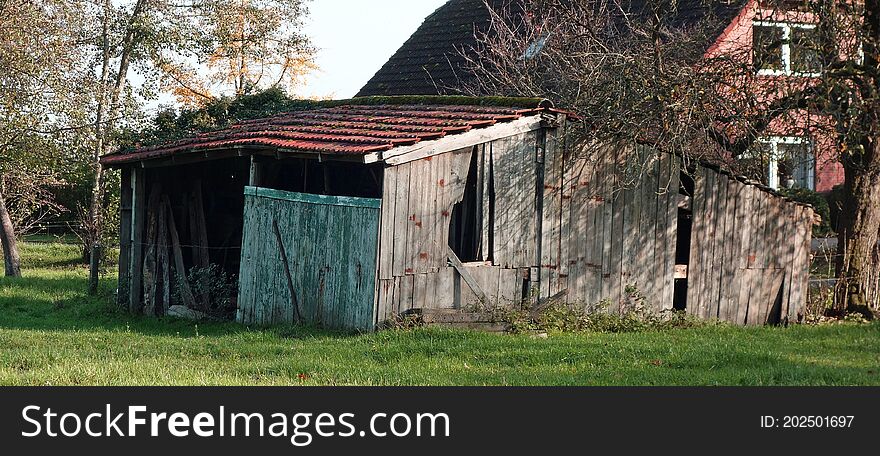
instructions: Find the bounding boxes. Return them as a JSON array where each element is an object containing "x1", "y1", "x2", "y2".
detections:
[{"x1": 405, "y1": 309, "x2": 510, "y2": 333}]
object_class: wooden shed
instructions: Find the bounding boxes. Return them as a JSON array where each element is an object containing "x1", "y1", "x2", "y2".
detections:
[{"x1": 101, "y1": 97, "x2": 816, "y2": 330}]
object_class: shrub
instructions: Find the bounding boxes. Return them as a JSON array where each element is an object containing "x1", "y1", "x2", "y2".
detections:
[
  {"x1": 172, "y1": 264, "x2": 238, "y2": 319},
  {"x1": 491, "y1": 299, "x2": 712, "y2": 334},
  {"x1": 778, "y1": 187, "x2": 833, "y2": 237}
]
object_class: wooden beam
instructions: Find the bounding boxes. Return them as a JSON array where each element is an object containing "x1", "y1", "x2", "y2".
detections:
[
  {"x1": 156, "y1": 199, "x2": 171, "y2": 315},
  {"x1": 117, "y1": 167, "x2": 133, "y2": 307},
  {"x1": 249, "y1": 155, "x2": 264, "y2": 187},
  {"x1": 113, "y1": 147, "x2": 367, "y2": 170},
  {"x1": 446, "y1": 246, "x2": 489, "y2": 304},
  {"x1": 142, "y1": 183, "x2": 163, "y2": 316},
  {"x1": 188, "y1": 180, "x2": 210, "y2": 270},
  {"x1": 369, "y1": 116, "x2": 543, "y2": 165},
  {"x1": 272, "y1": 218, "x2": 303, "y2": 324},
  {"x1": 128, "y1": 168, "x2": 146, "y2": 314},
  {"x1": 165, "y1": 195, "x2": 196, "y2": 309}
]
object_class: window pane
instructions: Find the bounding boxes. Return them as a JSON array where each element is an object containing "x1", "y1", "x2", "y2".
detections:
[
  {"x1": 753, "y1": 25, "x2": 784, "y2": 71},
  {"x1": 791, "y1": 27, "x2": 823, "y2": 74}
]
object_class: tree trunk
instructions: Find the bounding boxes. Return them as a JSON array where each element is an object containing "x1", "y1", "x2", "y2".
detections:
[
  {"x1": 0, "y1": 186, "x2": 22, "y2": 278},
  {"x1": 836, "y1": 136, "x2": 880, "y2": 313},
  {"x1": 87, "y1": 0, "x2": 146, "y2": 270}
]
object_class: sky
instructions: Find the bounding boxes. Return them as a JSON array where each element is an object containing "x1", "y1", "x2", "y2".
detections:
[{"x1": 295, "y1": 0, "x2": 448, "y2": 99}]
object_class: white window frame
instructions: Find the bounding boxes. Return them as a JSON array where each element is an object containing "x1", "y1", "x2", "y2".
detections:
[
  {"x1": 753, "y1": 21, "x2": 822, "y2": 77},
  {"x1": 757, "y1": 136, "x2": 815, "y2": 190}
]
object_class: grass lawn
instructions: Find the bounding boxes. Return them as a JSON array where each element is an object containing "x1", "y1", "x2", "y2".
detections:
[{"x1": 0, "y1": 242, "x2": 878, "y2": 386}]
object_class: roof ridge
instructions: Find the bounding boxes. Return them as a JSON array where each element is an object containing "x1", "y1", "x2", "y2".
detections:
[{"x1": 332, "y1": 95, "x2": 551, "y2": 109}]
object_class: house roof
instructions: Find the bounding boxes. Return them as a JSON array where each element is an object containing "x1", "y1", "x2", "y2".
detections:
[
  {"x1": 357, "y1": 0, "x2": 749, "y2": 97},
  {"x1": 100, "y1": 96, "x2": 564, "y2": 167},
  {"x1": 356, "y1": 0, "x2": 508, "y2": 97}
]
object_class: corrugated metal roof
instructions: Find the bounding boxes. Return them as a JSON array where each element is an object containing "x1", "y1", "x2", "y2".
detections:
[{"x1": 100, "y1": 98, "x2": 560, "y2": 166}]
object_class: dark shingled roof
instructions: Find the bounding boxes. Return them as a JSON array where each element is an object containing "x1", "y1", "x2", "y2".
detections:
[
  {"x1": 356, "y1": 0, "x2": 508, "y2": 97},
  {"x1": 100, "y1": 97, "x2": 558, "y2": 166},
  {"x1": 357, "y1": 0, "x2": 749, "y2": 97}
]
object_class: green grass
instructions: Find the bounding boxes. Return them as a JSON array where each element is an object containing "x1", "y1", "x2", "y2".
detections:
[{"x1": 0, "y1": 242, "x2": 878, "y2": 386}]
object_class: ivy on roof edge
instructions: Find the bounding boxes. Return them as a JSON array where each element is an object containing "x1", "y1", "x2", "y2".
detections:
[{"x1": 345, "y1": 95, "x2": 551, "y2": 109}]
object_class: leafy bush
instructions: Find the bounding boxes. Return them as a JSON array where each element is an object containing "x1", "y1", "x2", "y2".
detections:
[
  {"x1": 172, "y1": 264, "x2": 238, "y2": 319},
  {"x1": 778, "y1": 187, "x2": 833, "y2": 237}
]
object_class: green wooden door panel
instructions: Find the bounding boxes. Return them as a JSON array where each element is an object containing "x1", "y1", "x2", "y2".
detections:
[{"x1": 237, "y1": 186, "x2": 380, "y2": 331}]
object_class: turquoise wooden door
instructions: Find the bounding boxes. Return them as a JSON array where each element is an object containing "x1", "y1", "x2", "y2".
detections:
[{"x1": 236, "y1": 187, "x2": 381, "y2": 331}]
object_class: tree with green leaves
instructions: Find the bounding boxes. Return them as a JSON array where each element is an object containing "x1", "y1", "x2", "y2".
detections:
[
  {"x1": 84, "y1": 0, "x2": 313, "y2": 288},
  {"x1": 0, "y1": 0, "x2": 91, "y2": 277}
]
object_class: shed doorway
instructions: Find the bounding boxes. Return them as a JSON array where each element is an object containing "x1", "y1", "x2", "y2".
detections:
[{"x1": 236, "y1": 187, "x2": 381, "y2": 331}]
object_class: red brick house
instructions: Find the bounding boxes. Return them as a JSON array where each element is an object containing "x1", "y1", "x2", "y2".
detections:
[{"x1": 359, "y1": 0, "x2": 845, "y2": 193}]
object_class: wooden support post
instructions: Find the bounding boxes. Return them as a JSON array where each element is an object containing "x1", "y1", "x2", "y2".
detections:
[
  {"x1": 157, "y1": 199, "x2": 170, "y2": 315},
  {"x1": 129, "y1": 168, "x2": 146, "y2": 314},
  {"x1": 447, "y1": 246, "x2": 489, "y2": 304},
  {"x1": 142, "y1": 183, "x2": 162, "y2": 316},
  {"x1": 249, "y1": 155, "x2": 263, "y2": 187},
  {"x1": 117, "y1": 167, "x2": 133, "y2": 306}
]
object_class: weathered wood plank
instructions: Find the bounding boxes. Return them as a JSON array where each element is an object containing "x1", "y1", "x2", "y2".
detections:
[
  {"x1": 609, "y1": 150, "x2": 625, "y2": 313},
  {"x1": 237, "y1": 188, "x2": 381, "y2": 331},
  {"x1": 661, "y1": 156, "x2": 681, "y2": 312},
  {"x1": 708, "y1": 173, "x2": 728, "y2": 319},
  {"x1": 392, "y1": 163, "x2": 412, "y2": 277},
  {"x1": 407, "y1": 159, "x2": 426, "y2": 274},
  {"x1": 632, "y1": 146, "x2": 649, "y2": 308},
  {"x1": 477, "y1": 144, "x2": 488, "y2": 261},
  {"x1": 685, "y1": 167, "x2": 706, "y2": 317},
  {"x1": 718, "y1": 177, "x2": 740, "y2": 322},
  {"x1": 379, "y1": 116, "x2": 542, "y2": 165},
  {"x1": 600, "y1": 145, "x2": 615, "y2": 307},
  {"x1": 156, "y1": 199, "x2": 170, "y2": 316},
  {"x1": 142, "y1": 183, "x2": 162, "y2": 316},
  {"x1": 567, "y1": 154, "x2": 590, "y2": 304},
  {"x1": 788, "y1": 205, "x2": 810, "y2": 322},
  {"x1": 733, "y1": 184, "x2": 755, "y2": 325},
  {"x1": 620, "y1": 150, "x2": 635, "y2": 310},
  {"x1": 434, "y1": 267, "x2": 456, "y2": 309},
  {"x1": 379, "y1": 166, "x2": 398, "y2": 280},
  {"x1": 642, "y1": 151, "x2": 659, "y2": 310},
  {"x1": 398, "y1": 274, "x2": 415, "y2": 313},
  {"x1": 447, "y1": 246, "x2": 489, "y2": 304},
  {"x1": 557, "y1": 126, "x2": 572, "y2": 301},
  {"x1": 413, "y1": 272, "x2": 429, "y2": 309}
]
